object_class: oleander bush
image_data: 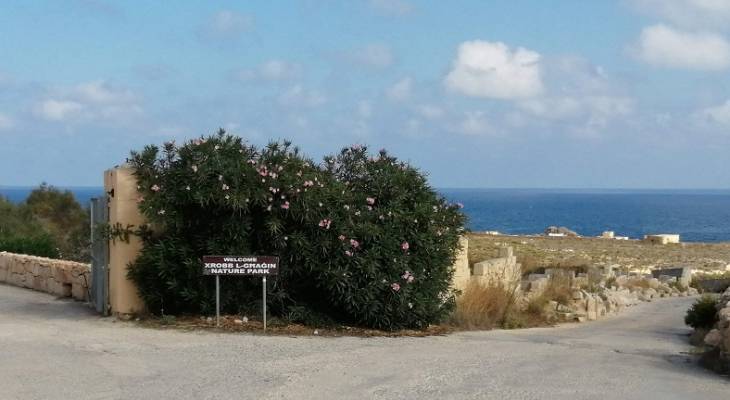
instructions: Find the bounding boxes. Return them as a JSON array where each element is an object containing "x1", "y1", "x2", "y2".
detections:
[{"x1": 127, "y1": 129, "x2": 466, "y2": 330}]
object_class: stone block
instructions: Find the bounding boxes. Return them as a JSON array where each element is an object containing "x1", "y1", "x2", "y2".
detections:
[{"x1": 71, "y1": 283, "x2": 87, "y2": 301}]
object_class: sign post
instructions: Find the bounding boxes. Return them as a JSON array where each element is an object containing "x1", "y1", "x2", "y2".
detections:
[
  {"x1": 262, "y1": 276, "x2": 267, "y2": 331},
  {"x1": 202, "y1": 255, "x2": 279, "y2": 332},
  {"x1": 215, "y1": 275, "x2": 220, "y2": 327}
]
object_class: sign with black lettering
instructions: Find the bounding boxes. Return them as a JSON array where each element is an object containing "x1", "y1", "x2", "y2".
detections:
[{"x1": 202, "y1": 255, "x2": 279, "y2": 276}]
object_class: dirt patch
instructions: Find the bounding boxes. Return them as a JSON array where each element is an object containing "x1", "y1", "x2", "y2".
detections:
[{"x1": 134, "y1": 314, "x2": 454, "y2": 337}]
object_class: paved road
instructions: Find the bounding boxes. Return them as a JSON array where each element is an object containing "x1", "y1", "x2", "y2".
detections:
[{"x1": 1, "y1": 284, "x2": 728, "y2": 400}]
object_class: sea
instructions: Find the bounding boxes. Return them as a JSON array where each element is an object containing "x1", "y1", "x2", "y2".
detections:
[{"x1": 2, "y1": 186, "x2": 730, "y2": 243}]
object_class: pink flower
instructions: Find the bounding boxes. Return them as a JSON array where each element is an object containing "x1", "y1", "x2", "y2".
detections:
[
  {"x1": 303, "y1": 180, "x2": 314, "y2": 187},
  {"x1": 258, "y1": 166, "x2": 268, "y2": 177},
  {"x1": 222, "y1": 184, "x2": 230, "y2": 191},
  {"x1": 366, "y1": 197, "x2": 376, "y2": 205},
  {"x1": 391, "y1": 283, "x2": 401, "y2": 292},
  {"x1": 338, "y1": 235, "x2": 346, "y2": 241},
  {"x1": 281, "y1": 201, "x2": 290, "y2": 210},
  {"x1": 191, "y1": 165, "x2": 198, "y2": 172},
  {"x1": 344, "y1": 250, "x2": 353, "y2": 257},
  {"x1": 407, "y1": 275, "x2": 415, "y2": 283},
  {"x1": 402, "y1": 271, "x2": 415, "y2": 283},
  {"x1": 350, "y1": 239, "x2": 360, "y2": 248},
  {"x1": 318, "y1": 219, "x2": 332, "y2": 229},
  {"x1": 150, "y1": 184, "x2": 160, "y2": 192},
  {"x1": 401, "y1": 241, "x2": 409, "y2": 251}
]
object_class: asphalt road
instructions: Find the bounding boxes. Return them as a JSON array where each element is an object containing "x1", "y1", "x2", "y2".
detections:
[{"x1": 1, "y1": 283, "x2": 728, "y2": 400}]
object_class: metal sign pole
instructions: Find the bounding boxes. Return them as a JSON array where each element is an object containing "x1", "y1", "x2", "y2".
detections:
[
  {"x1": 263, "y1": 276, "x2": 267, "y2": 332},
  {"x1": 216, "y1": 275, "x2": 220, "y2": 327}
]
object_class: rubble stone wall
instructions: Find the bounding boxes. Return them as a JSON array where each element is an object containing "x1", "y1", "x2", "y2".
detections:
[
  {"x1": 703, "y1": 287, "x2": 730, "y2": 371},
  {"x1": 0, "y1": 251, "x2": 90, "y2": 301}
]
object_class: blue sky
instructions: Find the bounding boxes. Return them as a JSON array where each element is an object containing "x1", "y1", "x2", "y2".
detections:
[{"x1": 2, "y1": 0, "x2": 730, "y2": 188}]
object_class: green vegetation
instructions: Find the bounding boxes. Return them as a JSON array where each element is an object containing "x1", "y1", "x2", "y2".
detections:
[
  {"x1": 126, "y1": 130, "x2": 466, "y2": 330},
  {"x1": 685, "y1": 295, "x2": 719, "y2": 330},
  {"x1": 0, "y1": 184, "x2": 89, "y2": 261}
]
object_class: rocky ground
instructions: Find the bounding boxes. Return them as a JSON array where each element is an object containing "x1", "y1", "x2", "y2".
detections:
[
  {"x1": 468, "y1": 233, "x2": 730, "y2": 274},
  {"x1": 2, "y1": 283, "x2": 729, "y2": 400}
]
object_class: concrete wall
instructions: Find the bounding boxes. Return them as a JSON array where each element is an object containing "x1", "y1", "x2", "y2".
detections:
[
  {"x1": 105, "y1": 167, "x2": 146, "y2": 316},
  {"x1": 0, "y1": 251, "x2": 90, "y2": 300}
]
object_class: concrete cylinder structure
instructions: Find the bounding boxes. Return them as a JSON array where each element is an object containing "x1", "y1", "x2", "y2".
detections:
[{"x1": 104, "y1": 166, "x2": 146, "y2": 316}]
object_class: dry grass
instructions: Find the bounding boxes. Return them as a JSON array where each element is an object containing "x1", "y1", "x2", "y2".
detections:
[
  {"x1": 467, "y1": 233, "x2": 730, "y2": 273},
  {"x1": 450, "y1": 281, "x2": 518, "y2": 330},
  {"x1": 624, "y1": 278, "x2": 651, "y2": 290},
  {"x1": 525, "y1": 271, "x2": 574, "y2": 322}
]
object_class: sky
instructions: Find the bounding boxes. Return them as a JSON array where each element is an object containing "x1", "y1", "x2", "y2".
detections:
[{"x1": 1, "y1": 0, "x2": 730, "y2": 189}]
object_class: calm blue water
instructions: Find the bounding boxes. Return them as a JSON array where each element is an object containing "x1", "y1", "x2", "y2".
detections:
[
  {"x1": 441, "y1": 189, "x2": 730, "y2": 243},
  {"x1": 0, "y1": 186, "x2": 103, "y2": 207},
  {"x1": 3, "y1": 187, "x2": 730, "y2": 242}
]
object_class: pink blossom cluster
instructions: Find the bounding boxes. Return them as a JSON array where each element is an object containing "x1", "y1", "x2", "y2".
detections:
[
  {"x1": 318, "y1": 219, "x2": 332, "y2": 229},
  {"x1": 150, "y1": 184, "x2": 160, "y2": 192},
  {"x1": 401, "y1": 241, "x2": 409, "y2": 251},
  {"x1": 402, "y1": 271, "x2": 415, "y2": 283}
]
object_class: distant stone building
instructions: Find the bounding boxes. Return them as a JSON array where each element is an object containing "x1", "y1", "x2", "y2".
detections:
[{"x1": 643, "y1": 234, "x2": 680, "y2": 245}]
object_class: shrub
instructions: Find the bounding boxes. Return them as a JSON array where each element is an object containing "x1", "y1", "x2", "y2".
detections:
[
  {"x1": 685, "y1": 295, "x2": 719, "y2": 330},
  {"x1": 126, "y1": 130, "x2": 466, "y2": 330},
  {"x1": 0, "y1": 186, "x2": 89, "y2": 261},
  {"x1": 0, "y1": 233, "x2": 59, "y2": 259}
]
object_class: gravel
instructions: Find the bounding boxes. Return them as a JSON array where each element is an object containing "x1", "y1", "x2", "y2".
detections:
[{"x1": 1, "y1": 284, "x2": 728, "y2": 400}]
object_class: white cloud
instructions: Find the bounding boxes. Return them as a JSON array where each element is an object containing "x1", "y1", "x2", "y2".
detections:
[
  {"x1": 632, "y1": 24, "x2": 730, "y2": 70},
  {"x1": 200, "y1": 10, "x2": 253, "y2": 41},
  {"x1": 35, "y1": 80, "x2": 141, "y2": 122},
  {"x1": 36, "y1": 99, "x2": 85, "y2": 121},
  {"x1": 628, "y1": 0, "x2": 730, "y2": 30},
  {"x1": 0, "y1": 112, "x2": 14, "y2": 130},
  {"x1": 369, "y1": 0, "x2": 414, "y2": 16},
  {"x1": 235, "y1": 60, "x2": 301, "y2": 81},
  {"x1": 696, "y1": 99, "x2": 730, "y2": 126},
  {"x1": 349, "y1": 44, "x2": 394, "y2": 69},
  {"x1": 278, "y1": 85, "x2": 326, "y2": 108},
  {"x1": 445, "y1": 40, "x2": 543, "y2": 99},
  {"x1": 458, "y1": 111, "x2": 492, "y2": 136},
  {"x1": 518, "y1": 95, "x2": 634, "y2": 135},
  {"x1": 386, "y1": 77, "x2": 412, "y2": 101}
]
